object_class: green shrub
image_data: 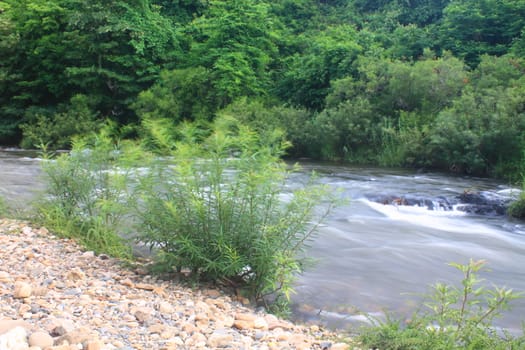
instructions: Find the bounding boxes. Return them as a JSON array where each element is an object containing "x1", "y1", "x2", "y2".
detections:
[
  {"x1": 216, "y1": 98, "x2": 315, "y2": 159},
  {"x1": 35, "y1": 126, "x2": 136, "y2": 259},
  {"x1": 427, "y1": 56, "x2": 525, "y2": 178},
  {"x1": 20, "y1": 94, "x2": 100, "y2": 150},
  {"x1": 36, "y1": 115, "x2": 340, "y2": 307},
  {"x1": 359, "y1": 259, "x2": 525, "y2": 350},
  {"x1": 508, "y1": 199, "x2": 525, "y2": 219},
  {"x1": 306, "y1": 98, "x2": 380, "y2": 162},
  {"x1": 135, "y1": 116, "x2": 340, "y2": 304},
  {"x1": 508, "y1": 190, "x2": 525, "y2": 219}
]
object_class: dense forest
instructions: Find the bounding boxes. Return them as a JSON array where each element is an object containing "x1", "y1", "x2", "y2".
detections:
[{"x1": 1, "y1": 0, "x2": 525, "y2": 180}]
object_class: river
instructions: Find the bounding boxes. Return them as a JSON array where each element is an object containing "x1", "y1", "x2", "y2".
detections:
[{"x1": 1, "y1": 150, "x2": 524, "y2": 334}]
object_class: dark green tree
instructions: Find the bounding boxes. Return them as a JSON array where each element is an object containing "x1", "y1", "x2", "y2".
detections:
[
  {"x1": 0, "y1": 0, "x2": 180, "y2": 147},
  {"x1": 0, "y1": 0, "x2": 68, "y2": 143},
  {"x1": 397, "y1": 0, "x2": 450, "y2": 26},
  {"x1": 186, "y1": 0, "x2": 279, "y2": 109},
  {"x1": 152, "y1": 0, "x2": 208, "y2": 23},
  {"x1": 440, "y1": 0, "x2": 525, "y2": 66},
  {"x1": 0, "y1": 1, "x2": 22, "y2": 143},
  {"x1": 63, "y1": 0, "x2": 181, "y2": 124},
  {"x1": 429, "y1": 55, "x2": 525, "y2": 177},
  {"x1": 276, "y1": 25, "x2": 362, "y2": 111}
]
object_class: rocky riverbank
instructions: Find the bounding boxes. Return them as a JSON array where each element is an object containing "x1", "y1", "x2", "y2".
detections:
[{"x1": 0, "y1": 219, "x2": 355, "y2": 350}]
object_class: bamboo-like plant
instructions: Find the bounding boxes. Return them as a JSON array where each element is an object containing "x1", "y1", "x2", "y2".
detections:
[
  {"x1": 135, "y1": 115, "x2": 340, "y2": 305},
  {"x1": 36, "y1": 124, "x2": 138, "y2": 258}
]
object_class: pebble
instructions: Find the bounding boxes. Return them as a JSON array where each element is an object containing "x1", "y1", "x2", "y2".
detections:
[
  {"x1": 13, "y1": 281, "x2": 32, "y2": 299},
  {"x1": 28, "y1": 331, "x2": 54, "y2": 348},
  {"x1": 0, "y1": 219, "x2": 356, "y2": 349},
  {"x1": 0, "y1": 327, "x2": 27, "y2": 350}
]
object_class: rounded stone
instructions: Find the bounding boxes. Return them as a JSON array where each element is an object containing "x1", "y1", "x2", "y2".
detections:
[
  {"x1": 28, "y1": 331, "x2": 54, "y2": 348},
  {"x1": 208, "y1": 331, "x2": 234, "y2": 348},
  {"x1": 0, "y1": 271, "x2": 11, "y2": 283},
  {"x1": 0, "y1": 327, "x2": 28, "y2": 350},
  {"x1": 85, "y1": 340, "x2": 103, "y2": 350},
  {"x1": 253, "y1": 317, "x2": 268, "y2": 330},
  {"x1": 233, "y1": 319, "x2": 253, "y2": 330},
  {"x1": 157, "y1": 301, "x2": 174, "y2": 314},
  {"x1": 13, "y1": 281, "x2": 32, "y2": 299}
]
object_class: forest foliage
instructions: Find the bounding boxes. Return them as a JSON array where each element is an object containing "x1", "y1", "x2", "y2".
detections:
[{"x1": 1, "y1": 0, "x2": 525, "y2": 179}]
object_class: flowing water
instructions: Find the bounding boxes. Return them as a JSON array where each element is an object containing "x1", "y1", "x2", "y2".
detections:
[
  {"x1": 1, "y1": 150, "x2": 524, "y2": 334},
  {"x1": 0, "y1": 149, "x2": 44, "y2": 211},
  {"x1": 290, "y1": 162, "x2": 525, "y2": 335}
]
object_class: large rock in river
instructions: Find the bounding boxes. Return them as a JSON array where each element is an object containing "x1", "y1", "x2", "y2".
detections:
[{"x1": 456, "y1": 191, "x2": 509, "y2": 216}]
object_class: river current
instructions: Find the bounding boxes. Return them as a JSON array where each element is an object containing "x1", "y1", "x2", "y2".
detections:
[{"x1": 1, "y1": 150, "x2": 524, "y2": 334}]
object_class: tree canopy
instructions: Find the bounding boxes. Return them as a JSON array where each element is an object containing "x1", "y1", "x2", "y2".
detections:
[{"x1": 1, "y1": 0, "x2": 524, "y2": 179}]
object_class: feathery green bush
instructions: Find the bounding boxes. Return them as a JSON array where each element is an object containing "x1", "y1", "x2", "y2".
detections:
[
  {"x1": 135, "y1": 116, "x2": 340, "y2": 305},
  {"x1": 36, "y1": 116, "x2": 340, "y2": 308},
  {"x1": 35, "y1": 125, "x2": 137, "y2": 258}
]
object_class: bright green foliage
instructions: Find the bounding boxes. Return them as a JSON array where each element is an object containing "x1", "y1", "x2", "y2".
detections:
[
  {"x1": 135, "y1": 116, "x2": 340, "y2": 303},
  {"x1": 386, "y1": 51, "x2": 467, "y2": 117},
  {"x1": 2, "y1": 0, "x2": 525, "y2": 180},
  {"x1": 133, "y1": 67, "x2": 218, "y2": 122},
  {"x1": 37, "y1": 114, "x2": 341, "y2": 306},
  {"x1": 387, "y1": 24, "x2": 435, "y2": 59},
  {"x1": 186, "y1": 0, "x2": 278, "y2": 108},
  {"x1": 376, "y1": 52, "x2": 468, "y2": 167},
  {"x1": 216, "y1": 98, "x2": 312, "y2": 155},
  {"x1": 428, "y1": 55, "x2": 525, "y2": 177},
  {"x1": 510, "y1": 28, "x2": 525, "y2": 56},
  {"x1": 359, "y1": 259, "x2": 525, "y2": 350},
  {"x1": 440, "y1": 0, "x2": 525, "y2": 66},
  {"x1": 277, "y1": 25, "x2": 362, "y2": 111},
  {"x1": 270, "y1": 0, "x2": 323, "y2": 34},
  {"x1": 36, "y1": 126, "x2": 138, "y2": 258},
  {"x1": 318, "y1": 52, "x2": 468, "y2": 165},
  {"x1": 0, "y1": 0, "x2": 180, "y2": 145},
  {"x1": 60, "y1": 0, "x2": 180, "y2": 123}
]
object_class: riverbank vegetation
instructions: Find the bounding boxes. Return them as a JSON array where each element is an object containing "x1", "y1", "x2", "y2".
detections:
[
  {"x1": 359, "y1": 259, "x2": 524, "y2": 349},
  {"x1": 35, "y1": 118, "x2": 341, "y2": 311},
  {"x1": 31, "y1": 123, "x2": 525, "y2": 348},
  {"x1": 1, "y1": 0, "x2": 525, "y2": 181},
  {"x1": 2, "y1": 0, "x2": 525, "y2": 346}
]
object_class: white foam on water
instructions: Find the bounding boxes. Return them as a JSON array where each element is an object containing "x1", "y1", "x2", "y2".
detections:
[
  {"x1": 317, "y1": 310, "x2": 383, "y2": 325},
  {"x1": 360, "y1": 198, "x2": 511, "y2": 238}
]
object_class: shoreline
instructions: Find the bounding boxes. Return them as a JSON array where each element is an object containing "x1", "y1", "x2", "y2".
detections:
[{"x1": 0, "y1": 218, "x2": 356, "y2": 350}]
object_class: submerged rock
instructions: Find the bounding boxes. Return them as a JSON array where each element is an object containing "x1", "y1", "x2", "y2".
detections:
[
  {"x1": 457, "y1": 191, "x2": 509, "y2": 216},
  {"x1": 367, "y1": 191, "x2": 510, "y2": 216},
  {"x1": 365, "y1": 194, "x2": 454, "y2": 211}
]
